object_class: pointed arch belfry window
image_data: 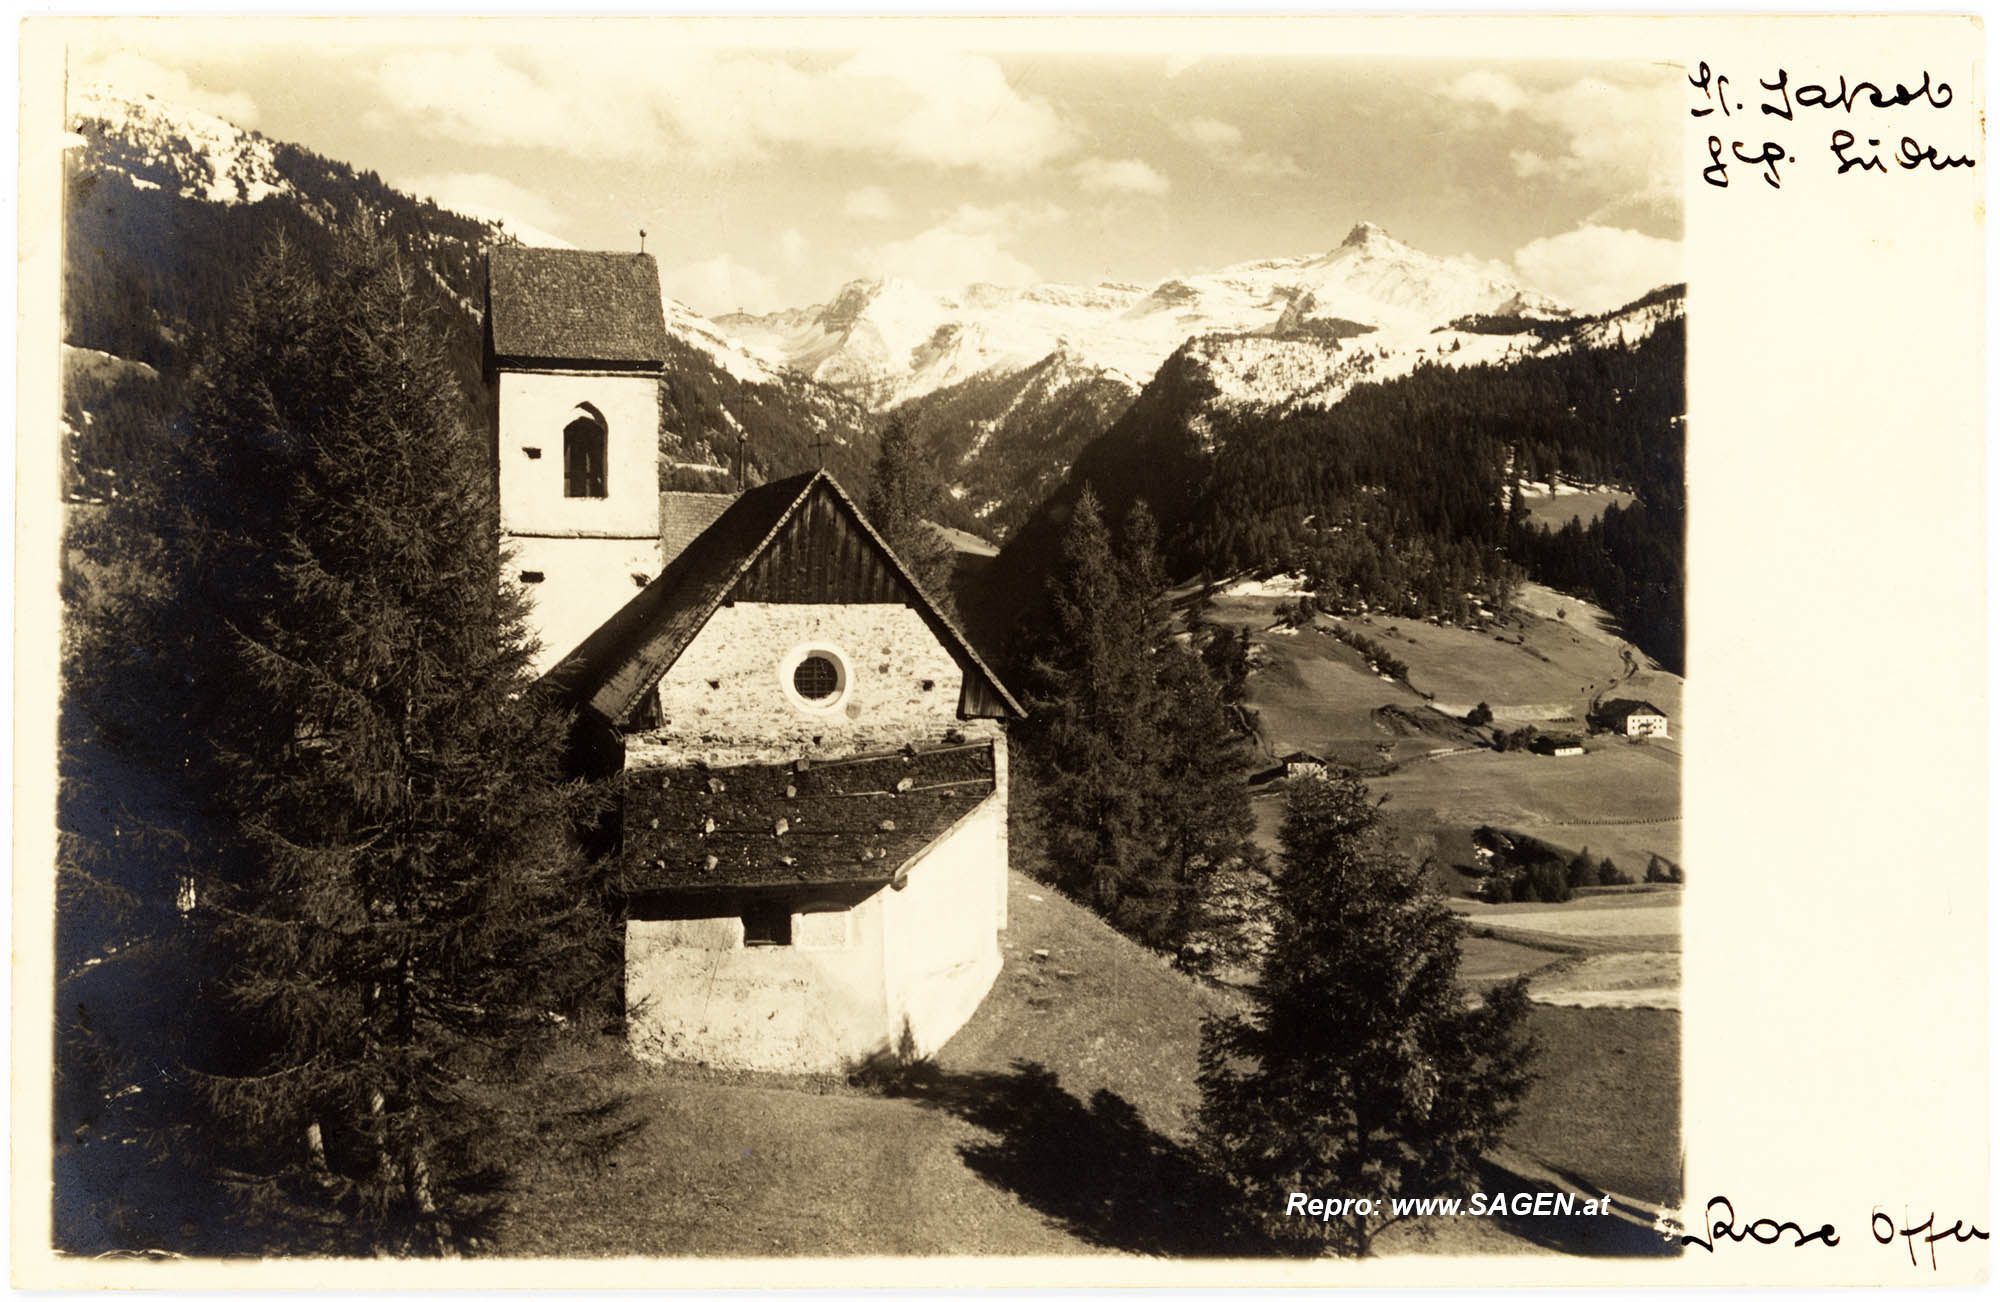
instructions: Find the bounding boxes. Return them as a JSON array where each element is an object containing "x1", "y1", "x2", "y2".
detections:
[{"x1": 564, "y1": 406, "x2": 608, "y2": 498}]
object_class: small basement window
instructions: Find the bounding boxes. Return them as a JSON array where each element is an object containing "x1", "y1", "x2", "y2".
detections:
[
  {"x1": 523, "y1": 446, "x2": 542, "y2": 459},
  {"x1": 520, "y1": 570, "x2": 545, "y2": 584},
  {"x1": 743, "y1": 902, "x2": 792, "y2": 947}
]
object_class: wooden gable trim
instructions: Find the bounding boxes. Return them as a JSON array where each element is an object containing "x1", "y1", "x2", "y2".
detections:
[{"x1": 622, "y1": 473, "x2": 1023, "y2": 721}]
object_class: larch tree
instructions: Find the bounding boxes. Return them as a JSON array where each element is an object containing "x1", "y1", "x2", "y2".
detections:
[
  {"x1": 160, "y1": 223, "x2": 619, "y2": 1253},
  {"x1": 1197, "y1": 770, "x2": 1537, "y2": 1256},
  {"x1": 865, "y1": 413, "x2": 959, "y2": 614}
]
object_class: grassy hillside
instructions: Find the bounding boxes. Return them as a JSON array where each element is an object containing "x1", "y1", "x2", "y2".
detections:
[
  {"x1": 494, "y1": 869, "x2": 1677, "y2": 1258},
  {"x1": 1215, "y1": 584, "x2": 1683, "y2": 877}
]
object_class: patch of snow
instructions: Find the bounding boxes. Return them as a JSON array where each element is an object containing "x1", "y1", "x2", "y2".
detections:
[
  {"x1": 1220, "y1": 571, "x2": 1312, "y2": 598},
  {"x1": 71, "y1": 86, "x2": 290, "y2": 206},
  {"x1": 659, "y1": 295, "x2": 784, "y2": 386}
]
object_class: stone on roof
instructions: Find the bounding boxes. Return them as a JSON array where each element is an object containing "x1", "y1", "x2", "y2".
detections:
[
  {"x1": 486, "y1": 246, "x2": 670, "y2": 367},
  {"x1": 620, "y1": 742, "x2": 997, "y2": 891}
]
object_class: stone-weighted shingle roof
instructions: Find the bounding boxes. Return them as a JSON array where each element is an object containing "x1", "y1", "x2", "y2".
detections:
[
  {"x1": 620, "y1": 742, "x2": 998, "y2": 891},
  {"x1": 486, "y1": 247, "x2": 669, "y2": 367}
]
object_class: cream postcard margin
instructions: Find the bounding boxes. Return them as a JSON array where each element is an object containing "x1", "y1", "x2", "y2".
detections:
[{"x1": 12, "y1": 13, "x2": 1987, "y2": 1288}]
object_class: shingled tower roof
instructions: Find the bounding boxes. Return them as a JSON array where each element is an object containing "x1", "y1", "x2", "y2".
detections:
[{"x1": 485, "y1": 247, "x2": 670, "y2": 368}]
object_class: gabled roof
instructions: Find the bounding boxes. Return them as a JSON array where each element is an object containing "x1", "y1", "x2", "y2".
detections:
[
  {"x1": 544, "y1": 470, "x2": 1024, "y2": 725},
  {"x1": 659, "y1": 490, "x2": 738, "y2": 565},
  {"x1": 1599, "y1": 698, "x2": 1666, "y2": 719},
  {"x1": 621, "y1": 742, "x2": 997, "y2": 891},
  {"x1": 486, "y1": 247, "x2": 669, "y2": 367}
]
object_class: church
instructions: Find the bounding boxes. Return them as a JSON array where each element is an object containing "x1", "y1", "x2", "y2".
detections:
[{"x1": 484, "y1": 246, "x2": 1022, "y2": 1073}]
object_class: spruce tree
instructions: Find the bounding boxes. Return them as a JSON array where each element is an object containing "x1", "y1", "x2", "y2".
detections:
[
  {"x1": 1021, "y1": 492, "x2": 1253, "y2": 953},
  {"x1": 1198, "y1": 770, "x2": 1537, "y2": 1256},
  {"x1": 1123, "y1": 502, "x2": 1255, "y2": 953},
  {"x1": 865, "y1": 413, "x2": 958, "y2": 612},
  {"x1": 162, "y1": 224, "x2": 617, "y2": 1253},
  {"x1": 1021, "y1": 489, "x2": 1161, "y2": 928}
]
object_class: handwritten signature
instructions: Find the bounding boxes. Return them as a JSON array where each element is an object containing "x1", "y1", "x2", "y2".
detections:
[{"x1": 1670, "y1": 1196, "x2": 1988, "y2": 1270}]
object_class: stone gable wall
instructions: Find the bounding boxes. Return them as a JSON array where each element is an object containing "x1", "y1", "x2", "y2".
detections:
[{"x1": 643, "y1": 601, "x2": 966, "y2": 766}]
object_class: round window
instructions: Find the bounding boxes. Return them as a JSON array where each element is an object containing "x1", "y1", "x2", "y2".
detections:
[
  {"x1": 792, "y1": 654, "x2": 840, "y2": 701},
  {"x1": 780, "y1": 644, "x2": 850, "y2": 711}
]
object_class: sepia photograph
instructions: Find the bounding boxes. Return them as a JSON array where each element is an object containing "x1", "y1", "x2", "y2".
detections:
[{"x1": 16, "y1": 13, "x2": 1983, "y2": 1287}]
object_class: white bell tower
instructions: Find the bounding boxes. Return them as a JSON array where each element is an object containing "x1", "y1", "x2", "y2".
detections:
[{"x1": 484, "y1": 247, "x2": 667, "y2": 671}]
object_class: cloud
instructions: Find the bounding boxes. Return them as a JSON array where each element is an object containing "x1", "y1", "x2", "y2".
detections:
[
  {"x1": 1174, "y1": 116, "x2": 1242, "y2": 150},
  {"x1": 74, "y1": 52, "x2": 261, "y2": 126},
  {"x1": 405, "y1": 172, "x2": 571, "y2": 246},
  {"x1": 374, "y1": 46, "x2": 1072, "y2": 174},
  {"x1": 1443, "y1": 69, "x2": 1678, "y2": 201},
  {"x1": 855, "y1": 202, "x2": 1060, "y2": 290},
  {"x1": 779, "y1": 228, "x2": 810, "y2": 268},
  {"x1": 1173, "y1": 115, "x2": 1304, "y2": 180},
  {"x1": 1510, "y1": 150, "x2": 1550, "y2": 179},
  {"x1": 378, "y1": 49, "x2": 651, "y2": 156},
  {"x1": 661, "y1": 254, "x2": 784, "y2": 317},
  {"x1": 1586, "y1": 181, "x2": 1684, "y2": 236},
  {"x1": 1512, "y1": 225, "x2": 1682, "y2": 313},
  {"x1": 843, "y1": 185, "x2": 900, "y2": 221},
  {"x1": 1444, "y1": 70, "x2": 1531, "y2": 115},
  {"x1": 1073, "y1": 156, "x2": 1170, "y2": 196}
]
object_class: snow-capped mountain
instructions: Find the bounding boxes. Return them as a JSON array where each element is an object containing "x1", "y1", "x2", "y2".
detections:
[
  {"x1": 725, "y1": 223, "x2": 1573, "y2": 414},
  {"x1": 719, "y1": 223, "x2": 1601, "y2": 532},
  {"x1": 61, "y1": 86, "x2": 891, "y2": 509},
  {"x1": 68, "y1": 86, "x2": 292, "y2": 205}
]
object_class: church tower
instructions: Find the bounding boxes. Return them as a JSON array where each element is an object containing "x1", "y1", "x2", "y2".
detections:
[{"x1": 484, "y1": 247, "x2": 668, "y2": 672}]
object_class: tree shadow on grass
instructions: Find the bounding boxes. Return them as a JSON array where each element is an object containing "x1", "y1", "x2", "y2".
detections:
[
  {"x1": 860, "y1": 1055, "x2": 1677, "y2": 1260},
  {"x1": 1464, "y1": 1157, "x2": 1679, "y2": 1258},
  {"x1": 863, "y1": 1057, "x2": 1275, "y2": 1257}
]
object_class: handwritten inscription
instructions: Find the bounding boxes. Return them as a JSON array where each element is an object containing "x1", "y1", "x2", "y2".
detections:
[
  {"x1": 1669, "y1": 1196, "x2": 1988, "y2": 1270},
  {"x1": 1872, "y1": 1208, "x2": 1992, "y2": 1271},
  {"x1": 1678, "y1": 1197, "x2": 1840, "y2": 1252},
  {"x1": 1688, "y1": 63, "x2": 1976, "y2": 189}
]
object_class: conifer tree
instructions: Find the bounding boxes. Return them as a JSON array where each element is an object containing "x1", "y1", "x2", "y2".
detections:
[
  {"x1": 865, "y1": 413, "x2": 958, "y2": 612},
  {"x1": 1021, "y1": 489, "x2": 1161, "y2": 927},
  {"x1": 1021, "y1": 492, "x2": 1253, "y2": 953},
  {"x1": 1122, "y1": 502, "x2": 1255, "y2": 951},
  {"x1": 158, "y1": 224, "x2": 617, "y2": 1253},
  {"x1": 1198, "y1": 770, "x2": 1537, "y2": 1256}
]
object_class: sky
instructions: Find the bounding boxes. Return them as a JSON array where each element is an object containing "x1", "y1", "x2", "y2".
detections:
[{"x1": 66, "y1": 22, "x2": 1683, "y2": 317}]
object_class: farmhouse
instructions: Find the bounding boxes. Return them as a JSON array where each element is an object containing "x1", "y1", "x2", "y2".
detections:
[
  {"x1": 1253, "y1": 750, "x2": 1331, "y2": 784},
  {"x1": 1597, "y1": 698, "x2": 1670, "y2": 738},
  {"x1": 1531, "y1": 734, "x2": 1585, "y2": 757},
  {"x1": 488, "y1": 247, "x2": 1024, "y2": 1073}
]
